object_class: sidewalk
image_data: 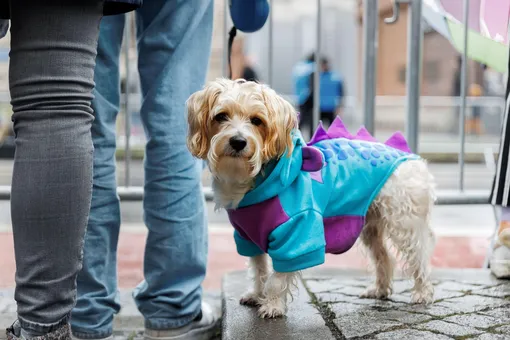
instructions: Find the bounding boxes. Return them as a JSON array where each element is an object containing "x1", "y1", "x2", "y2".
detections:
[
  {"x1": 223, "y1": 268, "x2": 510, "y2": 340},
  {"x1": 0, "y1": 227, "x2": 491, "y2": 289},
  {"x1": 0, "y1": 226, "x2": 496, "y2": 339}
]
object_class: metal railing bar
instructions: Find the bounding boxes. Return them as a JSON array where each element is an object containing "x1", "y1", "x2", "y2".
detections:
[
  {"x1": 405, "y1": 0, "x2": 423, "y2": 153},
  {"x1": 268, "y1": 0, "x2": 273, "y2": 86},
  {"x1": 361, "y1": 0, "x2": 378, "y2": 134},
  {"x1": 312, "y1": 0, "x2": 322, "y2": 129},
  {"x1": 0, "y1": 186, "x2": 491, "y2": 205},
  {"x1": 458, "y1": 0, "x2": 470, "y2": 192}
]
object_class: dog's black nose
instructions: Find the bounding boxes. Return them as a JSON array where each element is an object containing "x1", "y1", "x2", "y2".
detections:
[{"x1": 229, "y1": 136, "x2": 247, "y2": 151}]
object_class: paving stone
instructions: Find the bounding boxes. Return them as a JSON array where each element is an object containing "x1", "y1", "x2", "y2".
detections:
[
  {"x1": 318, "y1": 291, "x2": 405, "y2": 308},
  {"x1": 392, "y1": 280, "x2": 414, "y2": 294},
  {"x1": 439, "y1": 295, "x2": 510, "y2": 313},
  {"x1": 336, "y1": 285, "x2": 369, "y2": 297},
  {"x1": 222, "y1": 271, "x2": 335, "y2": 340},
  {"x1": 330, "y1": 302, "x2": 429, "y2": 325},
  {"x1": 0, "y1": 298, "x2": 11, "y2": 313},
  {"x1": 495, "y1": 325, "x2": 510, "y2": 336},
  {"x1": 394, "y1": 288, "x2": 465, "y2": 303},
  {"x1": 415, "y1": 320, "x2": 483, "y2": 337},
  {"x1": 473, "y1": 285, "x2": 510, "y2": 298},
  {"x1": 479, "y1": 307, "x2": 510, "y2": 322},
  {"x1": 435, "y1": 281, "x2": 486, "y2": 292},
  {"x1": 379, "y1": 309, "x2": 432, "y2": 324},
  {"x1": 495, "y1": 325, "x2": 510, "y2": 334},
  {"x1": 399, "y1": 303, "x2": 457, "y2": 317},
  {"x1": 472, "y1": 334, "x2": 510, "y2": 340},
  {"x1": 389, "y1": 293, "x2": 413, "y2": 304},
  {"x1": 0, "y1": 291, "x2": 15, "y2": 315},
  {"x1": 333, "y1": 311, "x2": 401, "y2": 339},
  {"x1": 431, "y1": 270, "x2": 503, "y2": 287},
  {"x1": 374, "y1": 329, "x2": 452, "y2": 340},
  {"x1": 305, "y1": 279, "x2": 345, "y2": 294},
  {"x1": 443, "y1": 313, "x2": 508, "y2": 329},
  {"x1": 316, "y1": 291, "x2": 353, "y2": 304},
  {"x1": 433, "y1": 288, "x2": 467, "y2": 301},
  {"x1": 329, "y1": 302, "x2": 369, "y2": 316}
]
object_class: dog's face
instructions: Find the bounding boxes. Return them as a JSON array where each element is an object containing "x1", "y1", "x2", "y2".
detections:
[{"x1": 187, "y1": 78, "x2": 298, "y2": 183}]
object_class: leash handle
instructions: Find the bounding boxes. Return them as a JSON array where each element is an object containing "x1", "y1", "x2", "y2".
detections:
[{"x1": 227, "y1": 26, "x2": 237, "y2": 80}]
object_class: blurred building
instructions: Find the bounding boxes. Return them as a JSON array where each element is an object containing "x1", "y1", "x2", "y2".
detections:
[{"x1": 357, "y1": 0, "x2": 484, "y2": 96}]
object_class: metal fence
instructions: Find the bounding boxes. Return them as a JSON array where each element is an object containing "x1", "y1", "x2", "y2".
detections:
[{"x1": 0, "y1": 0, "x2": 503, "y2": 208}]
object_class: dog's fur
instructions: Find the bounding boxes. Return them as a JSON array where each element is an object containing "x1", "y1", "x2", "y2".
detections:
[{"x1": 187, "y1": 78, "x2": 436, "y2": 318}]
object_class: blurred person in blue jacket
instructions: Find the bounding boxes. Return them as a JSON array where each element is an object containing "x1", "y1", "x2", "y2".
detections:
[{"x1": 293, "y1": 53, "x2": 345, "y2": 140}]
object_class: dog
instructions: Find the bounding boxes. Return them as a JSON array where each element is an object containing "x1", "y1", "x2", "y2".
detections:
[{"x1": 186, "y1": 78, "x2": 436, "y2": 318}]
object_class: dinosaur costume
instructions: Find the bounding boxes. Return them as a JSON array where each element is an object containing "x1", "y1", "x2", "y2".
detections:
[{"x1": 227, "y1": 117, "x2": 420, "y2": 272}]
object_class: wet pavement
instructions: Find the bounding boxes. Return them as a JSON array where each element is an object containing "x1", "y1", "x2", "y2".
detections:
[{"x1": 223, "y1": 268, "x2": 510, "y2": 340}]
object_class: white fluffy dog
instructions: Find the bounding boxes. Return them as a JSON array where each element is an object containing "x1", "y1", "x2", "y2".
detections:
[{"x1": 186, "y1": 78, "x2": 436, "y2": 318}]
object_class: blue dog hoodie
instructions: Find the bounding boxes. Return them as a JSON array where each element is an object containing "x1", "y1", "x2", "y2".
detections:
[{"x1": 227, "y1": 117, "x2": 420, "y2": 272}]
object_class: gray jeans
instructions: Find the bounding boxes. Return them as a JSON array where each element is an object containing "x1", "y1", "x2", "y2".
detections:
[{"x1": 8, "y1": 0, "x2": 103, "y2": 336}]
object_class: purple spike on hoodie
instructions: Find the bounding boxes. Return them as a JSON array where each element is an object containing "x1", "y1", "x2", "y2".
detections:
[
  {"x1": 308, "y1": 122, "x2": 329, "y2": 145},
  {"x1": 306, "y1": 117, "x2": 413, "y2": 154},
  {"x1": 354, "y1": 127, "x2": 377, "y2": 142},
  {"x1": 325, "y1": 116, "x2": 353, "y2": 140},
  {"x1": 385, "y1": 132, "x2": 412, "y2": 153}
]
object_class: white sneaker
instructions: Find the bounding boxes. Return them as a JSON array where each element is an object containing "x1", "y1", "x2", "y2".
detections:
[
  {"x1": 490, "y1": 244, "x2": 510, "y2": 279},
  {"x1": 144, "y1": 302, "x2": 221, "y2": 340}
]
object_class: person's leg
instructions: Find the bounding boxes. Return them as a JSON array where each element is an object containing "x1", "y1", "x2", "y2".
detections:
[
  {"x1": 498, "y1": 207, "x2": 510, "y2": 247},
  {"x1": 298, "y1": 107, "x2": 312, "y2": 140},
  {"x1": 472, "y1": 105, "x2": 483, "y2": 135},
  {"x1": 131, "y1": 0, "x2": 214, "y2": 333},
  {"x1": 7, "y1": 0, "x2": 103, "y2": 338},
  {"x1": 490, "y1": 46, "x2": 510, "y2": 279},
  {"x1": 70, "y1": 14, "x2": 126, "y2": 340},
  {"x1": 491, "y1": 205, "x2": 510, "y2": 279}
]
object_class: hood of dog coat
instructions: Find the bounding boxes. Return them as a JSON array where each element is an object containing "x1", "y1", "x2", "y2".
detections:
[{"x1": 235, "y1": 129, "x2": 319, "y2": 208}]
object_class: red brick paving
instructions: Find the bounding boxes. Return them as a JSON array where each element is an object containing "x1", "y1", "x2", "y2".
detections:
[{"x1": 0, "y1": 232, "x2": 490, "y2": 290}]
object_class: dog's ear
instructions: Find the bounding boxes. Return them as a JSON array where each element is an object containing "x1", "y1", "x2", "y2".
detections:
[
  {"x1": 186, "y1": 80, "x2": 228, "y2": 158},
  {"x1": 262, "y1": 89, "x2": 298, "y2": 159}
]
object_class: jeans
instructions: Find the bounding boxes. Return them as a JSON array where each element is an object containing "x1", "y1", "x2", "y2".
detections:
[
  {"x1": 71, "y1": 0, "x2": 213, "y2": 338},
  {"x1": 8, "y1": 0, "x2": 102, "y2": 336}
]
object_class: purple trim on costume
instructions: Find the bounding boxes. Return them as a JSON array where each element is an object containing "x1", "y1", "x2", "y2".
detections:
[
  {"x1": 301, "y1": 146, "x2": 324, "y2": 172},
  {"x1": 354, "y1": 127, "x2": 377, "y2": 142},
  {"x1": 323, "y1": 215, "x2": 365, "y2": 254},
  {"x1": 227, "y1": 196, "x2": 290, "y2": 252},
  {"x1": 325, "y1": 116, "x2": 353, "y2": 140},
  {"x1": 307, "y1": 117, "x2": 412, "y2": 153},
  {"x1": 385, "y1": 131, "x2": 412, "y2": 153},
  {"x1": 310, "y1": 170, "x2": 323, "y2": 183},
  {"x1": 309, "y1": 122, "x2": 330, "y2": 145}
]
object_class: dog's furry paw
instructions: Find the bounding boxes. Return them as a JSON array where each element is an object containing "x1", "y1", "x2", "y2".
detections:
[
  {"x1": 411, "y1": 287, "x2": 434, "y2": 304},
  {"x1": 257, "y1": 299, "x2": 286, "y2": 318},
  {"x1": 240, "y1": 292, "x2": 262, "y2": 307},
  {"x1": 359, "y1": 286, "x2": 392, "y2": 300}
]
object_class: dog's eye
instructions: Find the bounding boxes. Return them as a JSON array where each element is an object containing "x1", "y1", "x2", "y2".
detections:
[
  {"x1": 251, "y1": 117, "x2": 263, "y2": 126},
  {"x1": 214, "y1": 113, "x2": 228, "y2": 123}
]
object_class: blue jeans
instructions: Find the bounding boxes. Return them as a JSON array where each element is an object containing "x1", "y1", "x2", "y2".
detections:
[{"x1": 71, "y1": 0, "x2": 213, "y2": 338}]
